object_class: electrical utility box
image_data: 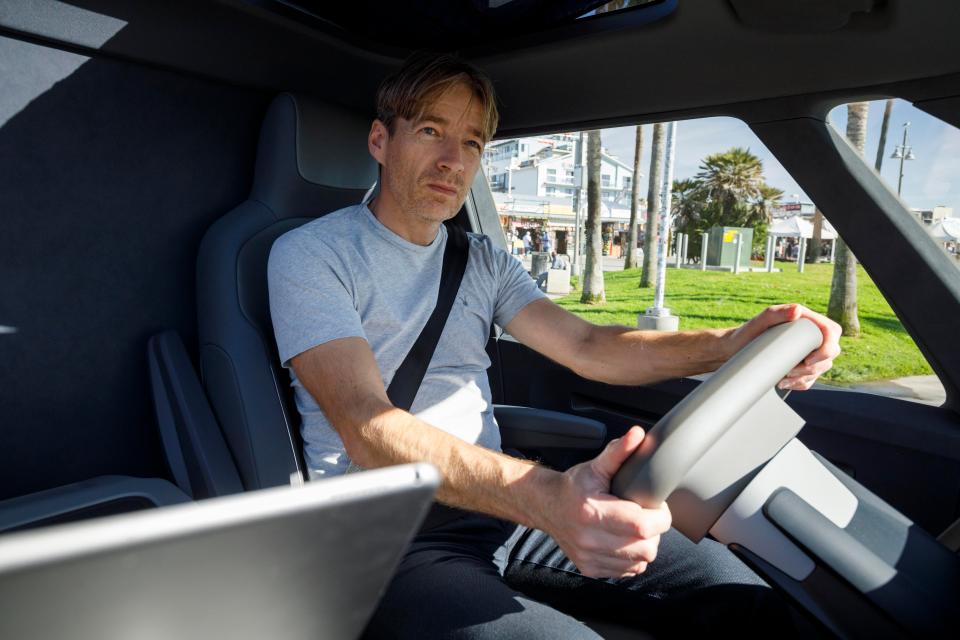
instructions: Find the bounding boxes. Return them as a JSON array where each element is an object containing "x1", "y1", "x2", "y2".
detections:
[{"x1": 706, "y1": 227, "x2": 753, "y2": 269}]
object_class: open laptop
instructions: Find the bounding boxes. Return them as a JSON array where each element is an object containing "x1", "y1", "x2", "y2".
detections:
[{"x1": 0, "y1": 463, "x2": 438, "y2": 640}]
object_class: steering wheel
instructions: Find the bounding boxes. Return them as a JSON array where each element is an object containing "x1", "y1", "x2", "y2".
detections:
[
  {"x1": 611, "y1": 318, "x2": 823, "y2": 541},
  {"x1": 610, "y1": 318, "x2": 960, "y2": 637}
]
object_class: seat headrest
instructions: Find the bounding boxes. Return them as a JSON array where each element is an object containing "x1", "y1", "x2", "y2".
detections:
[{"x1": 250, "y1": 93, "x2": 378, "y2": 219}]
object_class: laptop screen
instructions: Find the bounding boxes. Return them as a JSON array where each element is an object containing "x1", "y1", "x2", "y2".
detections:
[{"x1": 0, "y1": 463, "x2": 438, "y2": 640}]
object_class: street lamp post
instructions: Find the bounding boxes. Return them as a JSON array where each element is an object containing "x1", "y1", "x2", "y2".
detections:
[
  {"x1": 637, "y1": 121, "x2": 680, "y2": 332},
  {"x1": 890, "y1": 121, "x2": 916, "y2": 197},
  {"x1": 572, "y1": 132, "x2": 584, "y2": 276}
]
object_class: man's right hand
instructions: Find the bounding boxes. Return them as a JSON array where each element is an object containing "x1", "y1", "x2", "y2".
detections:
[{"x1": 538, "y1": 426, "x2": 672, "y2": 579}]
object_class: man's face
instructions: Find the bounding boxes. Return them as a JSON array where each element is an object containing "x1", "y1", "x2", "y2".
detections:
[{"x1": 370, "y1": 83, "x2": 486, "y2": 224}]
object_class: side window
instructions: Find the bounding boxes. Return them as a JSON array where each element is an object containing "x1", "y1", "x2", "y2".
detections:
[
  {"x1": 489, "y1": 114, "x2": 950, "y2": 405},
  {"x1": 827, "y1": 99, "x2": 959, "y2": 272}
]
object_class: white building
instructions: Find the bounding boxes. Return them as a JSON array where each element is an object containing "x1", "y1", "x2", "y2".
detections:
[
  {"x1": 911, "y1": 206, "x2": 953, "y2": 227},
  {"x1": 773, "y1": 201, "x2": 956, "y2": 232},
  {"x1": 484, "y1": 133, "x2": 635, "y2": 204},
  {"x1": 508, "y1": 152, "x2": 635, "y2": 203},
  {"x1": 483, "y1": 134, "x2": 642, "y2": 257},
  {"x1": 483, "y1": 134, "x2": 575, "y2": 192},
  {"x1": 772, "y1": 199, "x2": 816, "y2": 218}
]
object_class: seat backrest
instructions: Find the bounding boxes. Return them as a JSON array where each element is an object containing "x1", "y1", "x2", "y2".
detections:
[{"x1": 196, "y1": 93, "x2": 377, "y2": 490}]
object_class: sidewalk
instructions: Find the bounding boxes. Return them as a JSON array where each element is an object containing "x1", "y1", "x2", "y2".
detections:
[
  {"x1": 696, "y1": 373, "x2": 947, "y2": 406},
  {"x1": 521, "y1": 255, "x2": 626, "y2": 272},
  {"x1": 841, "y1": 375, "x2": 946, "y2": 406}
]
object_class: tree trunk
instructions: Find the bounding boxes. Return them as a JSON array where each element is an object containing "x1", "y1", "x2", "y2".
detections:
[
  {"x1": 580, "y1": 130, "x2": 606, "y2": 304},
  {"x1": 624, "y1": 125, "x2": 643, "y2": 269},
  {"x1": 827, "y1": 102, "x2": 867, "y2": 337},
  {"x1": 640, "y1": 123, "x2": 665, "y2": 287},
  {"x1": 807, "y1": 208, "x2": 823, "y2": 263},
  {"x1": 874, "y1": 99, "x2": 893, "y2": 172},
  {"x1": 828, "y1": 236, "x2": 860, "y2": 334}
]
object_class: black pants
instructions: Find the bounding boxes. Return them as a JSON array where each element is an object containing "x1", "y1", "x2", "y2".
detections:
[{"x1": 363, "y1": 506, "x2": 821, "y2": 639}]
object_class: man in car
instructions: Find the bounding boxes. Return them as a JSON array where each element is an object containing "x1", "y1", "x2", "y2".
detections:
[{"x1": 268, "y1": 53, "x2": 839, "y2": 638}]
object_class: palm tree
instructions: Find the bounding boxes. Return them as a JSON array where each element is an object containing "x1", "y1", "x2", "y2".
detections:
[
  {"x1": 875, "y1": 99, "x2": 894, "y2": 172},
  {"x1": 695, "y1": 147, "x2": 765, "y2": 220},
  {"x1": 693, "y1": 147, "x2": 777, "y2": 252},
  {"x1": 580, "y1": 130, "x2": 605, "y2": 303},
  {"x1": 640, "y1": 123, "x2": 665, "y2": 287},
  {"x1": 844, "y1": 99, "x2": 890, "y2": 272},
  {"x1": 804, "y1": 104, "x2": 890, "y2": 269},
  {"x1": 751, "y1": 183, "x2": 783, "y2": 222},
  {"x1": 813, "y1": 101, "x2": 889, "y2": 268},
  {"x1": 671, "y1": 178, "x2": 705, "y2": 258},
  {"x1": 624, "y1": 125, "x2": 643, "y2": 269},
  {"x1": 671, "y1": 178, "x2": 702, "y2": 231},
  {"x1": 827, "y1": 102, "x2": 867, "y2": 337},
  {"x1": 750, "y1": 183, "x2": 782, "y2": 253},
  {"x1": 663, "y1": 148, "x2": 781, "y2": 262}
]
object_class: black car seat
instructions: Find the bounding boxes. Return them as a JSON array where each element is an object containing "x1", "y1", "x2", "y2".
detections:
[{"x1": 195, "y1": 93, "x2": 377, "y2": 491}]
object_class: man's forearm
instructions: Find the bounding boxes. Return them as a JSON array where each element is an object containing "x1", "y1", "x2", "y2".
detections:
[
  {"x1": 294, "y1": 340, "x2": 563, "y2": 528},
  {"x1": 576, "y1": 325, "x2": 737, "y2": 386},
  {"x1": 339, "y1": 400, "x2": 562, "y2": 528}
]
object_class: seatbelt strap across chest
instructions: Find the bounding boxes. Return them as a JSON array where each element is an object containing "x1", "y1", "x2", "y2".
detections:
[{"x1": 386, "y1": 221, "x2": 470, "y2": 412}]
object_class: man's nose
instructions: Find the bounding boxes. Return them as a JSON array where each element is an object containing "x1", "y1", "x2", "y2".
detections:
[{"x1": 436, "y1": 136, "x2": 465, "y2": 173}]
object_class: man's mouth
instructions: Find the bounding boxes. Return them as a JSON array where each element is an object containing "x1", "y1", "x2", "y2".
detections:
[{"x1": 427, "y1": 183, "x2": 458, "y2": 197}]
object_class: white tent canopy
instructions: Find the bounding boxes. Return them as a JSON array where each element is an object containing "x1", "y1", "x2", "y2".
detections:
[
  {"x1": 929, "y1": 218, "x2": 960, "y2": 242},
  {"x1": 768, "y1": 215, "x2": 837, "y2": 240}
]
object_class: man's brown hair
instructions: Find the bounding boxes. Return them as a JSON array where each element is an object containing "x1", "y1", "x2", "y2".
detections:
[{"x1": 375, "y1": 52, "x2": 499, "y2": 144}]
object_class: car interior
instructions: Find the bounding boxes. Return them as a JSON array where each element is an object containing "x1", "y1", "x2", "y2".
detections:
[{"x1": 1, "y1": 0, "x2": 959, "y2": 637}]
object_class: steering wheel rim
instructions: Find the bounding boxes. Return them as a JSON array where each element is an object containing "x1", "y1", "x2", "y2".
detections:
[{"x1": 611, "y1": 318, "x2": 824, "y2": 539}]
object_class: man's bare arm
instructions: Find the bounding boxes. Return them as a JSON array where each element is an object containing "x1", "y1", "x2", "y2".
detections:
[
  {"x1": 292, "y1": 337, "x2": 548, "y2": 526},
  {"x1": 506, "y1": 300, "x2": 841, "y2": 390},
  {"x1": 291, "y1": 337, "x2": 671, "y2": 578}
]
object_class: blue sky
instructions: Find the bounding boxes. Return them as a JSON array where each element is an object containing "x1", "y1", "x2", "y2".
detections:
[{"x1": 601, "y1": 99, "x2": 959, "y2": 214}]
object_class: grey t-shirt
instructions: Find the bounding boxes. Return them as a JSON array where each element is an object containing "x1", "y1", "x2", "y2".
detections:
[{"x1": 267, "y1": 203, "x2": 546, "y2": 477}]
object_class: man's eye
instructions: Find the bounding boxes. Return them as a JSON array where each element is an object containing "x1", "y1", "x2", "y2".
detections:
[
  {"x1": 467, "y1": 140, "x2": 482, "y2": 151},
  {"x1": 421, "y1": 127, "x2": 438, "y2": 136}
]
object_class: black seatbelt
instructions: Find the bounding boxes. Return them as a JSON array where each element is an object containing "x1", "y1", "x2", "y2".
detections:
[{"x1": 386, "y1": 221, "x2": 469, "y2": 411}]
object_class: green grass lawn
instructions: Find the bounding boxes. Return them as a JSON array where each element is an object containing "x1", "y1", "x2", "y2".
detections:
[{"x1": 557, "y1": 261, "x2": 932, "y2": 384}]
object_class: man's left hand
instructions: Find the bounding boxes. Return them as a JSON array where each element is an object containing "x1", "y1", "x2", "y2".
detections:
[{"x1": 728, "y1": 304, "x2": 842, "y2": 391}]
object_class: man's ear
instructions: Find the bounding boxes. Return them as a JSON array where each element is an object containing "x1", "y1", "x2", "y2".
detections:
[{"x1": 368, "y1": 119, "x2": 388, "y2": 165}]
